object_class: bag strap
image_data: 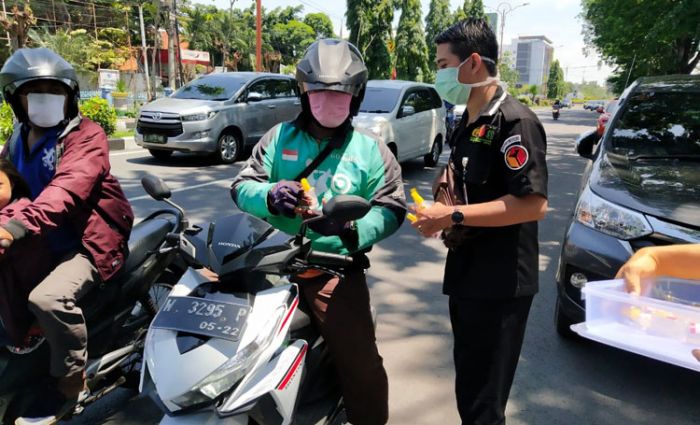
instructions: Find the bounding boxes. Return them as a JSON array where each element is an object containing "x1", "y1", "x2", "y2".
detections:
[{"x1": 293, "y1": 124, "x2": 349, "y2": 182}]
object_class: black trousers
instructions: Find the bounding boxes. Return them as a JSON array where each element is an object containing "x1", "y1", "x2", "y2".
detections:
[{"x1": 449, "y1": 295, "x2": 534, "y2": 425}]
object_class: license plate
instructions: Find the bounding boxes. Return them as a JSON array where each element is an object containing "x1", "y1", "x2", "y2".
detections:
[
  {"x1": 144, "y1": 134, "x2": 166, "y2": 144},
  {"x1": 151, "y1": 296, "x2": 250, "y2": 341}
]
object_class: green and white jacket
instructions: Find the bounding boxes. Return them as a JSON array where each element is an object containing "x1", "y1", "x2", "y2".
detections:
[{"x1": 231, "y1": 118, "x2": 407, "y2": 255}]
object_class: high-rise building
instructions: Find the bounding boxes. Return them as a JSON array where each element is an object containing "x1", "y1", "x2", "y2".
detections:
[{"x1": 511, "y1": 36, "x2": 554, "y2": 87}]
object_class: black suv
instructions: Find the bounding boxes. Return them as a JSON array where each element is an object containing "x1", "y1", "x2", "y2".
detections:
[{"x1": 555, "y1": 75, "x2": 700, "y2": 337}]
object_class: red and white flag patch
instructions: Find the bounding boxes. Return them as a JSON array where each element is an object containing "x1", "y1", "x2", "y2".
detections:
[{"x1": 282, "y1": 149, "x2": 298, "y2": 161}]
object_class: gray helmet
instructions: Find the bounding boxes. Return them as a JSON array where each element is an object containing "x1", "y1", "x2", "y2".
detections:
[
  {"x1": 0, "y1": 48, "x2": 80, "y2": 122},
  {"x1": 296, "y1": 39, "x2": 368, "y2": 97}
]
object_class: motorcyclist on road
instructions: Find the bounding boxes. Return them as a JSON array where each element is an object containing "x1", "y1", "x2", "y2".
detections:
[
  {"x1": 0, "y1": 48, "x2": 134, "y2": 425},
  {"x1": 231, "y1": 39, "x2": 406, "y2": 425},
  {"x1": 553, "y1": 99, "x2": 562, "y2": 109}
]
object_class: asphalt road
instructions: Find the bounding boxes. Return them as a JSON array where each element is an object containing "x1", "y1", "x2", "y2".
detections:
[{"x1": 65, "y1": 106, "x2": 700, "y2": 425}]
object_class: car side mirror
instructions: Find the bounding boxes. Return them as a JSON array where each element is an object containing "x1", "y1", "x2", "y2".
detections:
[
  {"x1": 400, "y1": 105, "x2": 415, "y2": 118},
  {"x1": 247, "y1": 92, "x2": 263, "y2": 103},
  {"x1": 322, "y1": 195, "x2": 371, "y2": 223},
  {"x1": 576, "y1": 130, "x2": 600, "y2": 160},
  {"x1": 141, "y1": 174, "x2": 172, "y2": 201}
]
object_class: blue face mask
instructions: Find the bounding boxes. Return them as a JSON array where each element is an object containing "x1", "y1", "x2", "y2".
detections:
[{"x1": 435, "y1": 56, "x2": 498, "y2": 106}]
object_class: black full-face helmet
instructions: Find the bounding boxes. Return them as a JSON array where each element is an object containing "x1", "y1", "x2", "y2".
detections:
[
  {"x1": 296, "y1": 39, "x2": 368, "y2": 117},
  {"x1": 0, "y1": 48, "x2": 80, "y2": 123}
]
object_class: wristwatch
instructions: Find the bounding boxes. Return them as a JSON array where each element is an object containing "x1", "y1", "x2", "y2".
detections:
[{"x1": 451, "y1": 209, "x2": 464, "y2": 225}]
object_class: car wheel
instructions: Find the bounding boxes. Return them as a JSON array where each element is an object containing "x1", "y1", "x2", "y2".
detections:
[
  {"x1": 555, "y1": 301, "x2": 579, "y2": 339},
  {"x1": 215, "y1": 131, "x2": 242, "y2": 164},
  {"x1": 424, "y1": 138, "x2": 442, "y2": 167},
  {"x1": 148, "y1": 149, "x2": 173, "y2": 160}
]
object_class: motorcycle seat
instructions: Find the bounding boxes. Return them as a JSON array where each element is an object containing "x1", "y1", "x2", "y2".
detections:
[{"x1": 122, "y1": 217, "x2": 176, "y2": 275}]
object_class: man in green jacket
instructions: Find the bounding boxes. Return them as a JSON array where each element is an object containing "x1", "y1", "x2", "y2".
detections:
[{"x1": 231, "y1": 39, "x2": 406, "y2": 425}]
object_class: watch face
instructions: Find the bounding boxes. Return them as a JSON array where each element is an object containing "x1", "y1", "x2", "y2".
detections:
[{"x1": 451, "y1": 210, "x2": 464, "y2": 224}]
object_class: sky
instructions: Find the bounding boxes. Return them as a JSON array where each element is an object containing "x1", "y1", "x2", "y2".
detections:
[{"x1": 211, "y1": 0, "x2": 614, "y2": 85}]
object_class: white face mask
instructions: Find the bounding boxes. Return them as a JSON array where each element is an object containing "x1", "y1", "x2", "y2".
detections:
[{"x1": 27, "y1": 93, "x2": 66, "y2": 128}]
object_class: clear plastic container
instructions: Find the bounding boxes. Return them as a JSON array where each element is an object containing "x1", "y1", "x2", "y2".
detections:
[{"x1": 572, "y1": 278, "x2": 700, "y2": 372}]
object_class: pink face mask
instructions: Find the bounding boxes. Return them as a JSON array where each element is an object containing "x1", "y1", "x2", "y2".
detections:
[{"x1": 308, "y1": 90, "x2": 352, "y2": 128}]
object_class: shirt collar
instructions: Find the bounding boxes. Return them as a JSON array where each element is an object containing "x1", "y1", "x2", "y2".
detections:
[{"x1": 477, "y1": 86, "x2": 507, "y2": 118}]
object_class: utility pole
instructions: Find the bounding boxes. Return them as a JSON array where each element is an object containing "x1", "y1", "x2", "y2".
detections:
[
  {"x1": 138, "y1": 3, "x2": 152, "y2": 100},
  {"x1": 339, "y1": 18, "x2": 343, "y2": 39},
  {"x1": 1, "y1": 0, "x2": 10, "y2": 47},
  {"x1": 173, "y1": 0, "x2": 184, "y2": 86},
  {"x1": 91, "y1": 2, "x2": 98, "y2": 39},
  {"x1": 255, "y1": 0, "x2": 262, "y2": 71},
  {"x1": 163, "y1": 1, "x2": 176, "y2": 90},
  {"x1": 496, "y1": 2, "x2": 529, "y2": 61}
]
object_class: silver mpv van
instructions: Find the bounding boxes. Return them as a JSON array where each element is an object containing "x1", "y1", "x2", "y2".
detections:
[{"x1": 136, "y1": 72, "x2": 301, "y2": 163}]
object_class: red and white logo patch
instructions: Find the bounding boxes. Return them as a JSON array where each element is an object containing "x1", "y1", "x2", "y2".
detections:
[
  {"x1": 282, "y1": 149, "x2": 298, "y2": 161},
  {"x1": 504, "y1": 145, "x2": 529, "y2": 170}
]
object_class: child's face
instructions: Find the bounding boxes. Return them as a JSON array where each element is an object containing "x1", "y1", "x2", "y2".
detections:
[{"x1": 0, "y1": 171, "x2": 12, "y2": 209}]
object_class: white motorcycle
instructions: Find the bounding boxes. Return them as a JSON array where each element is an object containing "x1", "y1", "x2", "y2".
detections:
[{"x1": 139, "y1": 176, "x2": 372, "y2": 425}]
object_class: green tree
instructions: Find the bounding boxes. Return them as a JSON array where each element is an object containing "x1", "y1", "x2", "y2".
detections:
[
  {"x1": 498, "y1": 51, "x2": 520, "y2": 95},
  {"x1": 395, "y1": 0, "x2": 430, "y2": 82},
  {"x1": 528, "y1": 84, "x2": 539, "y2": 100},
  {"x1": 424, "y1": 0, "x2": 452, "y2": 80},
  {"x1": 270, "y1": 20, "x2": 316, "y2": 65},
  {"x1": 468, "y1": 0, "x2": 485, "y2": 19},
  {"x1": 304, "y1": 13, "x2": 335, "y2": 39},
  {"x1": 347, "y1": 0, "x2": 396, "y2": 79},
  {"x1": 581, "y1": 0, "x2": 700, "y2": 93},
  {"x1": 453, "y1": 0, "x2": 471, "y2": 22},
  {"x1": 547, "y1": 59, "x2": 566, "y2": 99}
]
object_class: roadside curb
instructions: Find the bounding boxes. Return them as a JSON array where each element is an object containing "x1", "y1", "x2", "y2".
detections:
[{"x1": 108, "y1": 136, "x2": 138, "y2": 152}]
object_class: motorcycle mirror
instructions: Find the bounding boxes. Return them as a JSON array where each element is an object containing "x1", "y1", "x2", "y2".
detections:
[
  {"x1": 141, "y1": 174, "x2": 172, "y2": 201},
  {"x1": 321, "y1": 195, "x2": 371, "y2": 223}
]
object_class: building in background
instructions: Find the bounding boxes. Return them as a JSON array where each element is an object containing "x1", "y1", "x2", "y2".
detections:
[{"x1": 510, "y1": 36, "x2": 554, "y2": 87}]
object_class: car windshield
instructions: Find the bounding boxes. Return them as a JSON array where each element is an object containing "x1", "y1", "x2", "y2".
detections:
[
  {"x1": 172, "y1": 75, "x2": 247, "y2": 101},
  {"x1": 610, "y1": 91, "x2": 700, "y2": 159},
  {"x1": 359, "y1": 87, "x2": 402, "y2": 113}
]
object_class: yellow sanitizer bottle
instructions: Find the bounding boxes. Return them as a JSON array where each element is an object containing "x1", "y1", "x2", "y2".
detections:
[{"x1": 300, "y1": 178, "x2": 319, "y2": 211}]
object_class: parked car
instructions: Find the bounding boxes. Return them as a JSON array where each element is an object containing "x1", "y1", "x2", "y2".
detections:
[
  {"x1": 555, "y1": 75, "x2": 700, "y2": 338},
  {"x1": 352, "y1": 80, "x2": 446, "y2": 166},
  {"x1": 136, "y1": 72, "x2": 301, "y2": 163},
  {"x1": 596, "y1": 100, "x2": 619, "y2": 136},
  {"x1": 561, "y1": 98, "x2": 572, "y2": 108},
  {"x1": 583, "y1": 100, "x2": 606, "y2": 111}
]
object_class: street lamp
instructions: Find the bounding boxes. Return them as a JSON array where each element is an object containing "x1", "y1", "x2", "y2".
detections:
[{"x1": 496, "y1": 2, "x2": 529, "y2": 61}]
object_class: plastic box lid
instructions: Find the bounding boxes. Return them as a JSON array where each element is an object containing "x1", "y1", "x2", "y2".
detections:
[{"x1": 573, "y1": 278, "x2": 700, "y2": 372}]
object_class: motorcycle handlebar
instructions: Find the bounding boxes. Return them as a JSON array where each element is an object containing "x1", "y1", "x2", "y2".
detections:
[{"x1": 306, "y1": 251, "x2": 354, "y2": 267}]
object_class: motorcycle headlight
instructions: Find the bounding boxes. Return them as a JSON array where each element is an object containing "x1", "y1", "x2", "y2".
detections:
[
  {"x1": 181, "y1": 111, "x2": 218, "y2": 122},
  {"x1": 170, "y1": 306, "x2": 285, "y2": 409},
  {"x1": 574, "y1": 185, "x2": 652, "y2": 240}
]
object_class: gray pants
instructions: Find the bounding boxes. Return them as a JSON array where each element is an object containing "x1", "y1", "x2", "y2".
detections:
[{"x1": 27, "y1": 251, "x2": 98, "y2": 378}]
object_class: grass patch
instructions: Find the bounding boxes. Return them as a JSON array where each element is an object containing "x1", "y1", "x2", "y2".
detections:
[{"x1": 110, "y1": 129, "x2": 134, "y2": 139}]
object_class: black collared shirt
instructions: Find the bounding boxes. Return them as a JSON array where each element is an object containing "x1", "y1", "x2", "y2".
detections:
[{"x1": 444, "y1": 87, "x2": 548, "y2": 299}]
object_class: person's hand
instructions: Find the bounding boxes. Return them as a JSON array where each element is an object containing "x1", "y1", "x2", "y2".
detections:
[
  {"x1": 693, "y1": 349, "x2": 700, "y2": 363},
  {"x1": 267, "y1": 181, "x2": 303, "y2": 218},
  {"x1": 615, "y1": 248, "x2": 658, "y2": 295},
  {"x1": 308, "y1": 214, "x2": 353, "y2": 237},
  {"x1": 410, "y1": 202, "x2": 453, "y2": 238},
  {"x1": 0, "y1": 227, "x2": 13, "y2": 250}
]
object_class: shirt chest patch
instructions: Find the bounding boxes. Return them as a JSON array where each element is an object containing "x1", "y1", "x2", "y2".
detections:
[
  {"x1": 469, "y1": 125, "x2": 497, "y2": 146},
  {"x1": 504, "y1": 145, "x2": 529, "y2": 170},
  {"x1": 282, "y1": 149, "x2": 298, "y2": 161},
  {"x1": 41, "y1": 147, "x2": 56, "y2": 172}
]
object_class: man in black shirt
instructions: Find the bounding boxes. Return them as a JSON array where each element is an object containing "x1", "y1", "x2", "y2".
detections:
[{"x1": 412, "y1": 18, "x2": 548, "y2": 425}]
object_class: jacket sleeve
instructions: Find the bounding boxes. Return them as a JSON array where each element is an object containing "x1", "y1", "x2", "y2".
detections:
[
  {"x1": 313, "y1": 138, "x2": 407, "y2": 253},
  {"x1": 230, "y1": 125, "x2": 280, "y2": 219},
  {"x1": 0, "y1": 122, "x2": 109, "y2": 240}
]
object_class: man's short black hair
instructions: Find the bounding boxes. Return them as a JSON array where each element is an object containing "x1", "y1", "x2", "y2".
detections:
[{"x1": 435, "y1": 18, "x2": 499, "y2": 77}]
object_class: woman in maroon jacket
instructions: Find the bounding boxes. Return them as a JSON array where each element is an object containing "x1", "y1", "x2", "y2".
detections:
[{"x1": 0, "y1": 48, "x2": 134, "y2": 424}]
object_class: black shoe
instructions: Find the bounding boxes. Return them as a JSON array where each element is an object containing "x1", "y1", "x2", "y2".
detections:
[{"x1": 14, "y1": 380, "x2": 79, "y2": 425}]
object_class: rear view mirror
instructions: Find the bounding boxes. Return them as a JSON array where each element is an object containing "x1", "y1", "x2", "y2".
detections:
[
  {"x1": 247, "y1": 92, "x2": 263, "y2": 103},
  {"x1": 141, "y1": 174, "x2": 172, "y2": 201},
  {"x1": 322, "y1": 195, "x2": 371, "y2": 223},
  {"x1": 400, "y1": 105, "x2": 415, "y2": 118},
  {"x1": 576, "y1": 130, "x2": 600, "y2": 160}
]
